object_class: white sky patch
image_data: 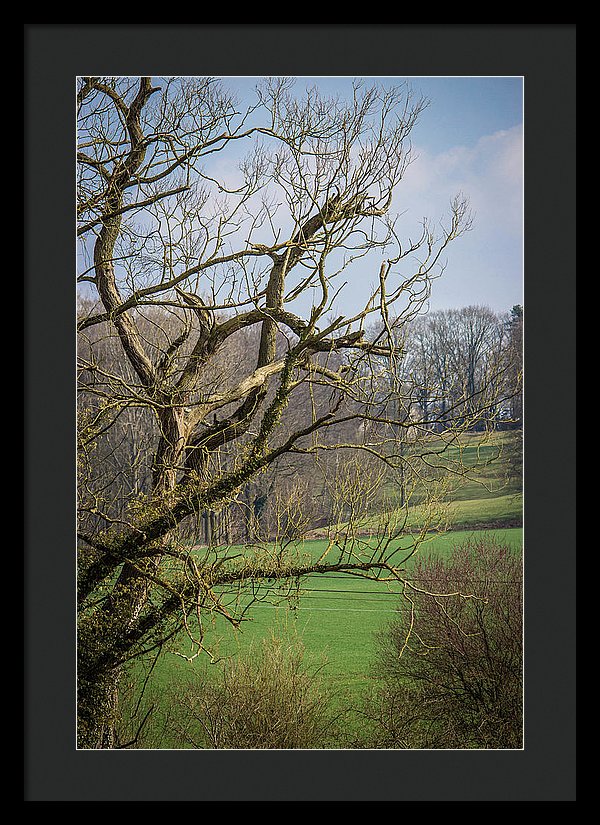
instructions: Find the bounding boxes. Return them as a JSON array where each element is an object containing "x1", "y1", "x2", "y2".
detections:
[
  {"x1": 398, "y1": 125, "x2": 523, "y2": 239},
  {"x1": 387, "y1": 125, "x2": 524, "y2": 313}
]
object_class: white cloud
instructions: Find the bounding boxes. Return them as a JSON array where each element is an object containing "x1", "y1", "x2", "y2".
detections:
[
  {"x1": 384, "y1": 125, "x2": 524, "y2": 313},
  {"x1": 398, "y1": 125, "x2": 524, "y2": 239}
]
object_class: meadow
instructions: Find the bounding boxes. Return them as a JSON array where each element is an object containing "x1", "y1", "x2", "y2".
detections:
[
  {"x1": 125, "y1": 526, "x2": 523, "y2": 747},
  {"x1": 121, "y1": 430, "x2": 523, "y2": 748},
  {"x1": 205, "y1": 529, "x2": 521, "y2": 685}
]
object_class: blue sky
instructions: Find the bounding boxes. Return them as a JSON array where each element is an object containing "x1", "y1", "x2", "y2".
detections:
[{"x1": 218, "y1": 75, "x2": 524, "y2": 316}]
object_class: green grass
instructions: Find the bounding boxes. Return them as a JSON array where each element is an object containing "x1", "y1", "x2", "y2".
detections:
[
  {"x1": 317, "y1": 430, "x2": 523, "y2": 535},
  {"x1": 408, "y1": 429, "x2": 521, "y2": 498},
  {"x1": 120, "y1": 430, "x2": 523, "y2": 747},
  {"x1": 186, "y1": 529, "x2": 523, "y2": 681},
  {"x1": 337, "y1": 488, "x2": 522, "y2": 537},
  {"x1": 444, "y1": 492, "x2": 522, "y2": 527},
  {"x1": 124, "y1": 527, "x2": 523, "y2": 748}
]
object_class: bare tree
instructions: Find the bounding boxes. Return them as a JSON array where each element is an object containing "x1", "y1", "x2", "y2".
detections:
[
  {"x1": 77, "y1": 76, "x2": 486, "y2": 748},
  {"x1": 398, "y1": 306, "x2": 513, "y2": 433},
  {"x1": 503, "y1": 304, "x2": 524, "y2": 428}
]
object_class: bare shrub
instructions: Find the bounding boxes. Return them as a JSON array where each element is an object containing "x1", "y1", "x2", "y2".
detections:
[
  {"x1": 365, "y1": 537, "x2": 523, "y2": 749},
  {"x1": 171, "y1": 633, "x2": 342, "y2": 749}
]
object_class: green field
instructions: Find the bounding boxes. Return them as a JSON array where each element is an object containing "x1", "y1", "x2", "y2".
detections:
[
  {"x1": 125, "y1": 526, "x2": 523, "y2": 748},
  {"x1": 120, "y1": 430, "x2": 523, "y2": 747},
  {"x1": 199, "y1": 528, "x2": 523, "y2": 687},
  {"x1": 320, "y1": 430, "x2": 523, "y2": 534}
]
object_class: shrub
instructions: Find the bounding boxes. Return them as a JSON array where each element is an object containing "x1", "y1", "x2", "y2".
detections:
[
  {"x1": 171, "y1": 633, "x2": 341, "y2": 749},
  {"x1": 365, "y1": 536, "x2": 523, "y2": 749}
]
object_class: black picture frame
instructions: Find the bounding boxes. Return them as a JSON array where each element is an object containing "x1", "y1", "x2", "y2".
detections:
[{"x1": 25, "y1": 23, "x2": 576, "y2": 803}]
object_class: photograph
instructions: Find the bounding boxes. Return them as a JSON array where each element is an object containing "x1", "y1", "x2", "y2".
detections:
[{"x1": 76, "y1": 73, "x2": 525, "y2": 752}]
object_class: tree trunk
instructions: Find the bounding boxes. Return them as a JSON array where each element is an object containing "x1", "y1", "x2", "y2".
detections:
[
  {"x1": 77, "y1": 552, "x2": 164, "y2": 748},
  {"x1": 78, "y1": 409, "x2": 187, "y2": 748},
  {"x1": 77, "y1": 667, "x2": 121, "y2": 749}
]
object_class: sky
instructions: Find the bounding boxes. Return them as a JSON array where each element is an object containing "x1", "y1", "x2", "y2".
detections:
[
  {"x1": 78, "y1": 76, "x2": 524, "y2": 320},
  {"x1": 215, "y1": 75, "x2": 524, "y2": 317}
]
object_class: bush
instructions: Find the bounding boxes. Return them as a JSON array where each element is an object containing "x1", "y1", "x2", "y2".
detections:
[
  {"x1": 171, "y1": 633, "x2": 341, "y2": 749},
  {"x1": 365, "y1": 536, "x2": 523, "y2": 749}
]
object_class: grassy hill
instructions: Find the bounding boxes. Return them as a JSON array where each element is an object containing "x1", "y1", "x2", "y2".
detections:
[{"x1": 307, "y1": 430, "x2": 523, "y2": 536}]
